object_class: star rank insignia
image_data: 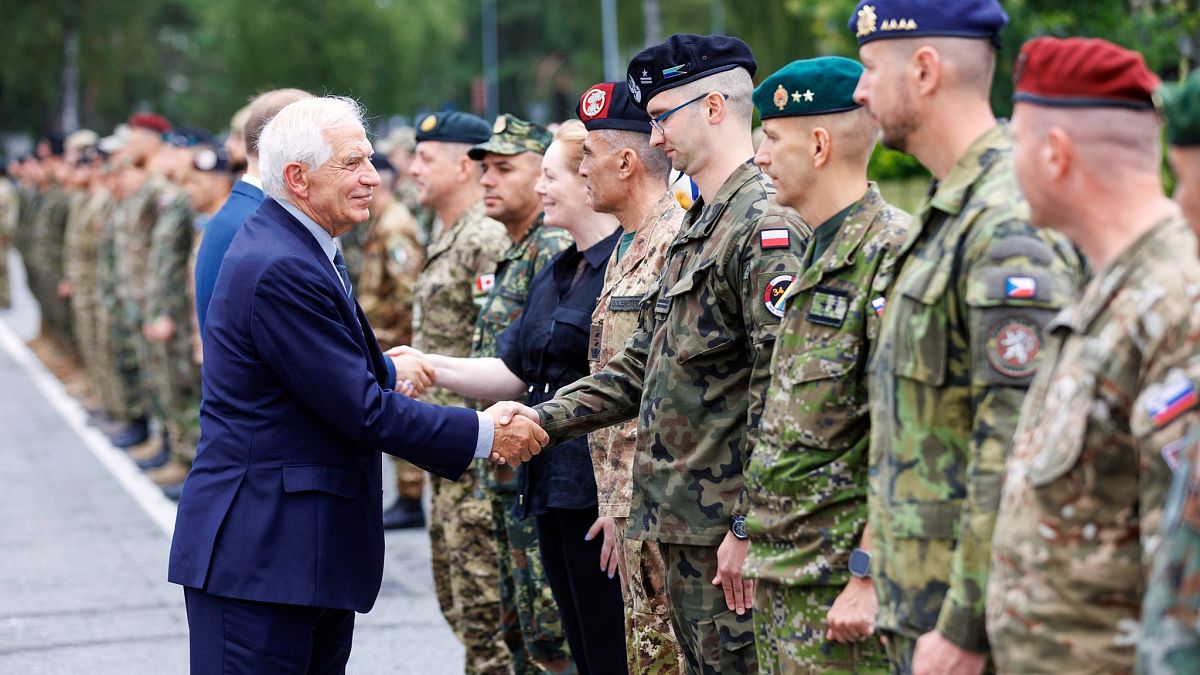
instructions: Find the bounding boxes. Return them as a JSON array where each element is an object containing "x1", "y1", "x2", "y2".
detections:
[
  {"x1": 802, "y1": 89, "x2": 814, "y2": 102},
  {"x1": 773, "y1": 84, "x2": 789, "y2": 110}
]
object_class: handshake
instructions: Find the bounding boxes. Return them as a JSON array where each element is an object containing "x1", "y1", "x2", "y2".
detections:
[{"x1": 484, "y1": 401, "x2": 548, "y2": 467}]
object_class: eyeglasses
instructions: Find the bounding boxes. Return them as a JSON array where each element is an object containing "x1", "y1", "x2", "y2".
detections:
[{"x1": 650, "y1": 92, "x2": 729, "y2": 134}]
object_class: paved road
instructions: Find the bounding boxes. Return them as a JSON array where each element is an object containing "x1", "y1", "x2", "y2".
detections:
[{"x1": 0, "y1": 250, "x2": 465, "y2": 673}]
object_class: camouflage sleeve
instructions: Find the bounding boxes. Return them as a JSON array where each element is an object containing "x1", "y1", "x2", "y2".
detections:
[
  {"x1": 936, "y1": 221, "x2": 1082, "y2": 651},
  {"x1": 729, "y1": 213, "x2": 808, "y2": 515}
]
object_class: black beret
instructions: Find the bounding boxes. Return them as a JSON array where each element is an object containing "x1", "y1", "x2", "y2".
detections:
[
  {"x1": 415, "y1": 111, "x2": 491, "y2": 145},
  {"x1": 576, "y1": 82, "x2": 651, "y2": 133},
  {"x1": 370, "y1": 154, "x2": 395, "y2": 173},
  {"x1": 625, "y1": 34, "x2": 757, "y2": 110}
]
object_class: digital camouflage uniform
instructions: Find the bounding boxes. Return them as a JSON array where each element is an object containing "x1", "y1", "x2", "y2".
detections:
[
  {"x1": 143, "y1": 192, "x2": 200, "y2": 464},
  {"x1": 413, "y1": 199, "x2": 510, "y2": 674},
  {"x1": 865, "y1": 125, "x2": 1082, "y2": 665},
  {"x1": 355, "y1": 198, "x2": 426, "y2": 502},
  {"x1": 537, "y1": 161, "x2": 810, "y2": 674},
  {"x1": 745, "y1": 184, "x2": 908, "y2": 674},
  {"x1": 0, "y1": 177, "x2": 17, "y2": 309},
  {"x1": 988, "y1": 217, "x2": 1200, "y2": 673},
  {"x1": 471, "y1": 216, "x2": 574, "y2": 674},
  {"x1": 64, "y1": 187, "x2": 114, "y2": 385},
  {"x1": 587, "y1": 191, "x2": 686, "y2": 675}
]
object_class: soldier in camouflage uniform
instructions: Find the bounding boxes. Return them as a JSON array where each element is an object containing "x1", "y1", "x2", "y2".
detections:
[
  {"x1": 1138, "y1": 57, "x2": 1200, "y2": 675},
  {"x1": 402, "y1": 111, "x2": 512, "y2": 675},
  {"x1": 573, "y1": 80, "x2": 687, "y2": 674},
  {"x1": 466, "y1": 114, "x2": 575, "y2": 674},
  {"x1": 29, "y1": 166, "x2": 71, "y2": 345},
  {"x1": 981, "y1": 38, "x2": 1196, "y2": 674},
  {"x1": 517, "y1": 36, "x2": 809, "y2": 674},
  {"x1": 63, "y1": 161, "x2": 112, "y2": 377},
  {"x1": 849, "y1": 3, "x2": 1084, "y2": 671},
  {"x1": 743, "y1": 58, "x2": 906, "y2": 675}
]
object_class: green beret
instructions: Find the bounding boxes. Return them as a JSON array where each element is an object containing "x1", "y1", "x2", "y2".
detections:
[
  {"x1": 1159, "y1": 70, "x2": 1200, "y2": 147},
  {"x1": 467, "y1": 114, "x2": 552, "y2": 159},
  {"x1": 753, "y1": 57, "x2": 864, "y2": 120}
]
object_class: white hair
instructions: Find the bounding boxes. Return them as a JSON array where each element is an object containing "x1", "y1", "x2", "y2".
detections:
[{"x1": 259, "y1": 95, "x2": 367, "y2": 201}]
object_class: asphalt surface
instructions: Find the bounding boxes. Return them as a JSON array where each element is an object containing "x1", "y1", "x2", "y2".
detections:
[{"x1": 0, "y1": 249, "x2": 465, "y2": 673}]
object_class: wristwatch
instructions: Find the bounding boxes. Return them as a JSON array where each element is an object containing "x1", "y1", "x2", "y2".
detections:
[
  {"x1": 849, "y1": 548, "x2": 871, "y2": 578},
  {"x1": 730, "y1": 515, "x2": 748, "y2": 541}
]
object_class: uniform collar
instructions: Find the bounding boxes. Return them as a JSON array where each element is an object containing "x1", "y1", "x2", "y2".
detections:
[
  {"x1": 923, "y1": 123, "x2": 1009, "y2": 219},
  {"x1": 792, "y1": 183, "x2": 887, "y2": 293},
  {"x1": 681, "y1": 160, "x2": 762, "y2": 241}
]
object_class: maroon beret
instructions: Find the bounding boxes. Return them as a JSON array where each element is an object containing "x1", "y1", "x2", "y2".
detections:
[
  {"x1": 1014, "y1": 37, "x2": 1159, "y2": 111},
  {"x1": 127, "y1": 112, "x2": 172, "y2": 134}
]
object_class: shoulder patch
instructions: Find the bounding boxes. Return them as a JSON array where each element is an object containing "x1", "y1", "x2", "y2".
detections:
[
  {"x1": 475, "y1": 273, "x2": 495, "y2": 293},
  {"x1": 763, "y1": 274, "x2": 794, "y2": 318},
  {"x1": 1145, "y1": 370, "x2": 1199, "y2": 429},
  {"x1": 1005, "y1": 276, "x2": 1037, "y2": 299},
  {"x1": 760, "y1": 229, "x2": 790, "y2": 249},
  {"x1": 985, "y1": 316, "x2": 1042, "y2": 378}
]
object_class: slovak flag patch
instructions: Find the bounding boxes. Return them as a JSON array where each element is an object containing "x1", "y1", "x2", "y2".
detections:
[
  {"x1": 1146, "y1": 370, "x2": 1199, "y2": 428},
  {"x1": 871, "y1": 297, "x2": 886, "y2": 316},
  {"x1": 476, "y1": 273, "x2": 496, "y2": 293},
  {"x1": 1006, "y1": 276, "x2": 1037, "y2": 299},
  {"x1": 760, "y1": 229, "x2": 790, "y2": 249}
]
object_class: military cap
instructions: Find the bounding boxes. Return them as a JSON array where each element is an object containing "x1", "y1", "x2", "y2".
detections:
[
  {"x1": 415, "y1": 111, "x2": 491, "y2": 145},
  {"x1": 577, "y1": 81, "x2": 651, "y2": 133},
  {"x1": 167, "y1": 126, "x2": 217, "y2": 148},
  {"x1": 65, "y1": 129, "x2": 99, "y2": 154},
  {"x1": 370, "y1": 153, "x2": 395, "y2": 173},
  {"x1": 192, "y1": 146, "x2": 229, "y2": 173},
  {"x1": 467, "y1": 114, "x2": 552, "y2": 159},
  {"x1": 127, "y1": 112, "x2": 172, "y2": 134},
  {"x1": 1014, "y1": 37, "x2": 1159, "y2": 111},
  {"x1": 753, "y1": 57, "x2": 864, "y2": 120},
  {"x1": 849, "y1": 0, "x2": 1008, "y2": 47},
  {"x1": 625, "y1": 34, "x2": 757, "y2": 109},
  {"x1": 1160, "y1": 71, "x2": 1200, "y2": 146}
]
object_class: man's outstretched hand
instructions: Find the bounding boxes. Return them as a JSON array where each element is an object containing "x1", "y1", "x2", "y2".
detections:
[{"x1": 485, "y1": 401, "x2": 547, "y2": 466}]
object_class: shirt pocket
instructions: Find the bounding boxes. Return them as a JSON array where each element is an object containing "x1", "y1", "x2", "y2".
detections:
[
  {"x1": 892, "y1": 258, "x2": 951, "y2": 386},
  {"x1": 549, "y1": 306, "x2": 592, "y2": 362},
  {"x1": 1024, "y1": 368, "x2": 1097, "y2": 524},
  {"x1": 661, "y1": 258, "x2": 734, "y2": 363}
]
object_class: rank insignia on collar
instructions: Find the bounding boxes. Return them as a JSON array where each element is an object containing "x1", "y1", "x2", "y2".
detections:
[{"x1": 773, "y1": 85, "x2": 789, "y2": 111}]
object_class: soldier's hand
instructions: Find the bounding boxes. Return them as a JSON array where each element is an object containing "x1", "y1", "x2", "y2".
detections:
[
  {"x1": 486, "y1": 406, "x2": 547, "y2": 466},
  {"x1": 826, "y1": 576, "x2": 877, "y2": 643},
  {"x1": 585, "y1": 516, "x2": 620, "y2": 579},
  {"x1": 712, "y1": 530, "x2": 754, "y2": 615},
  {"x1": 487, "y1": 400, "x2": 541, "y2": 426},
  {"x1": 912, "y1": 630, "x2": 986, "y2": 675}
]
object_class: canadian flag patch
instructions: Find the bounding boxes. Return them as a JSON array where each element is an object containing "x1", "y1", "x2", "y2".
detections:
[
  {"x1": 760, "y1": 229, "x2": 790, "y2": 249},
  {"x1": 476, "y1": 274, "x2": 496, "y2": 293}
]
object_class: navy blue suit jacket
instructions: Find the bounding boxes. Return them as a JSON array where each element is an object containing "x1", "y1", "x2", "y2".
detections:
[
  {"x1": 168, "y1": 198, "x2": 477, "y2": 613},
  {"x1": 194, "y1": 178, "x2": 263, "y2": 332}
]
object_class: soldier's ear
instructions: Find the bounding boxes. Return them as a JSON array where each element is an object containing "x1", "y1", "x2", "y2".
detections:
[
  {"x1": 1045, "y1": 127, "x2": 1073, "y2": 181},
  {"x1": 811, "y1": 127, "x2": 832, "y2": 169},
  {"x1": 617, "y1": 148, "x2": 637, "y2": 180}
]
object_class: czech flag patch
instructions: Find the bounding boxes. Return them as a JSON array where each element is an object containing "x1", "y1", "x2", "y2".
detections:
[
  {"x1": 1005, "y1": 276, "x2": 1037, "y2": 299},
  {"x1": 760, "y1": 229, "x2": 790, "y2": 249},
  {"x1": 1146, "y1": 370, "x2": 1199, "y2": 428}
]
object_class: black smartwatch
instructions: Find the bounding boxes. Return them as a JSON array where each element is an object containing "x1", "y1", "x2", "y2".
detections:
[
  {"x1": 730, "y1": 515, "x2": 748, "y2": 540},
  {"x1": 849, "y1": 548, "x2": 871, "y2": 578}
]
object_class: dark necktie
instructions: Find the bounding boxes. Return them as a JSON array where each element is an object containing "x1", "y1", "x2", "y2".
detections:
[{"x1": 333, "y1": 249, "x2": 353, "y2": 298}]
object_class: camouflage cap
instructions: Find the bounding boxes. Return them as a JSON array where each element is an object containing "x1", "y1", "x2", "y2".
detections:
[
  {"x1": 1160, "y1": 70, "x2": 1200, "y2": 146},
  {"x1": 467, "y1": 114, "x2": 552, "y2": 159}
]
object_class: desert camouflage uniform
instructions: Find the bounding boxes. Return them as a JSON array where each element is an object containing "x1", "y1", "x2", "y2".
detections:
[
  {"x1": 143, "y1": 193, "x2": 199, "y2": 463},
  {"x1": 745, "y1": 184, "x2": 908, "y2": 674},
  {"x1": 587, "y1": 191, "x2": 685, "y2": 675},
  {"x1": 866, "y1": 124, "x2": 1082, "y2": 665},
  {"x1": 64, "y1": 187, "x2": 114, "y2": 383},
  {"x1": 356, "y1": 199, "x2": 426, "y2": 502},
  {"x1": 988, "y1": 217, "x2": 1200, "y2": 673},
  {"x1": 537, "y1": 161, "x2": 810, "y2": 674},
  {"x1": 414, "y1": 199, "x2": 510, "y2": 674},
  {"x1": 472, "y1": 216, "x2": 574, "y2": 674},
  {"x1": 0, "y1": 177, "x2": 18, "y2": 309}
]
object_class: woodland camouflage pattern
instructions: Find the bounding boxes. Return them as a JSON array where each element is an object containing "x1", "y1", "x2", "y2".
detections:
[
  {"x1": 866, "y1": 124, "x2": 1083, "y2": 656},
  {"x1": 989, "y1": 218, "x2": 1200, "y2": 673}
]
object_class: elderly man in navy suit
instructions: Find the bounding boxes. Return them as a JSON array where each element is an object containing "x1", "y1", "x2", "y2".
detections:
[{"x1": 168, "y1": 95, "x2": 547, "y2": 674}]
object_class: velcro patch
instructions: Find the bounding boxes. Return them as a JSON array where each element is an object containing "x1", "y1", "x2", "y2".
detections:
[
  {"x1": 475, "y1": 274, "x2": 496, "y2": 293},
  {"x1": 1005, "y1": 276, "x2": 1037, "y2": 299},
  {"x1": 1146, "y1": 370, "x2": 1199, "y2": 428},
  {"x1": 808, "y1": 286, "x2": 850, "y2": 327},
  {"x1": 589, "y1": 323, "x2": 603, "y2": 361},
  {"x1": 871, "y1": 297, "x2": 887, "y2": 317},
  {"x1": 760, "y1": 229, "x2": 790, "y2": 249},
  {"x1": 609, "y1": 295, "x2": 642, "y2": 312},
  {"x1": 763, "y1": 274, "x2": 794, "y2": 318},
  {"x1": 985, "y1": 317, "x2": 1042, "y2": 378}
]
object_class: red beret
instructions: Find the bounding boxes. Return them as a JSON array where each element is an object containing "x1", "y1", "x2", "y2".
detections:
[
  {"x1": 127, "y1": 112, "x2": 172, "y2": 134},
  {"x1": 1014, "y1": 37, "x2": 1159, "y2": 111}
]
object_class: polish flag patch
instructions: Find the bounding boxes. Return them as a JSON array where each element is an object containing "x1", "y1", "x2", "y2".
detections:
[
  {"x1": 476, "y1": 273, "x2": 496, "y2": 293},
  {"x1": 760, "y1": 229, "x2": 790, "y2": 249},
  {"x1": 1005, "y1": 276, "x2": 1037, "y2": 299}
]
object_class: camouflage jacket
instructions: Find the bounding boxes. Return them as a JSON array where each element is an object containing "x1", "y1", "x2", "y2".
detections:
[
  {"x1": 357, "y1": 200, "x2": 423, "y2": 347},
  {"x1": 63, "y1": 189, "x2": 112, "y2": 293},
  {"x1": 411, "y1": 200, "x2": 508, "y2": 406},
  {"x1": 587, "y1": 192, "x2": 685, "y2": 519},
  {"x1": 867, "y1": 124, "x2": 1083, "y2": 651},
  {"x1": 744, "y1": 183, "x2": 909, "y2": 587},
  {"x1": 472, "y1": 217, "x2": 572, "y2": 492},
  {"x1": 114, "y1": 176, "x2": 168, "y2": 318},
  {"x1": 144, "y1": 192, "x2": 196, "y2": 327},
  {"x1": 536, "y1": 161, "x2": 810, "y2": 546},
  {"x1": 988, "y1": 217, "x2": 1200, "y2": 673}
]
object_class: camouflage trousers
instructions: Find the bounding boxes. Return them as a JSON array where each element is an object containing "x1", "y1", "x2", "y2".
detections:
[
  {"x1": 113, "y1": 299, "x2": 150, "y2": 421},
  {"x1": 489, "y1": 486, "x2": 575, "y2": 674},
  {"x1": 659, "y1": 542, "x2": 758, "y2": 675},
  {"x1": 428, "y1": 470, "x2": 508, "y2": 675},
  {"x1": 392, "y1": 458, "x2": 425, "y2": 501},
  {"x1": 753, "y1": 582, "x2": 888, "y2": 674},
  {"x1": 880, "y1": 632, "x2": 914, "y2": 675},
  {"x1": 92, "y1": 295, "x2": 127, "y2": 420},
  {"x1": 613, "y1": 518, "x2": 685, "y2": 674},
  {"x1": 145, "y1": 334, "x2": 201, "y2": 462}
]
